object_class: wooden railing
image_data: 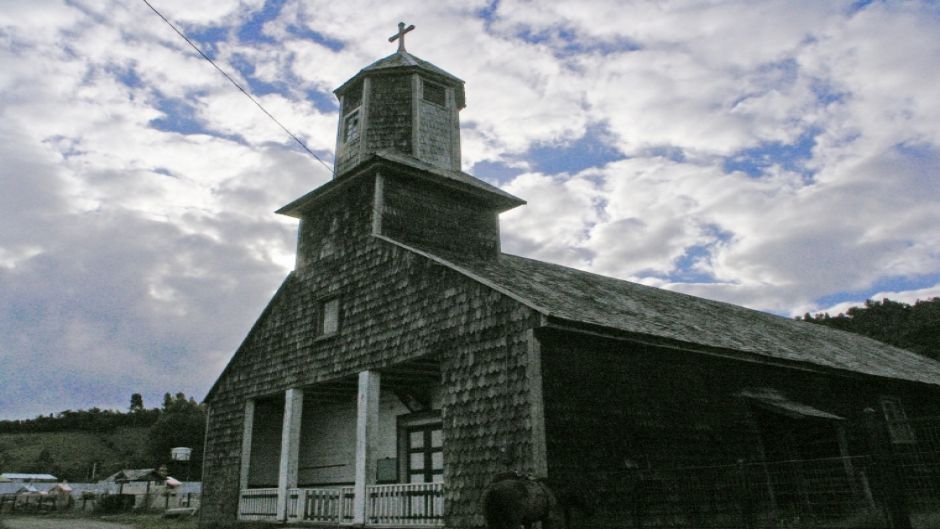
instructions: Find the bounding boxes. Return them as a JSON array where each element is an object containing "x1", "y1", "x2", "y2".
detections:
[
  {"x1": 287, "y1": 486, "x2": 354, "y2": 523},
  {"x1": 238, "y1": 488, "x2": 278, "y2": 521},
  {"x1": 367, "y1": 482, "x2": 444, "y2": 525},
  {"x1": 239, "y1": 483, "x2": 442, "y2": 525}
]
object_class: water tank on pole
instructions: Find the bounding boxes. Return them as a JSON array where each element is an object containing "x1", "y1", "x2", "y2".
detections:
[{"x1": 170, "y1": 447, "x2": 192, "y2": 461}]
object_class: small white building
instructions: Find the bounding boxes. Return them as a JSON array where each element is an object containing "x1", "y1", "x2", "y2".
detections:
[{"x1": 0, "y1": 473, "x2": 58, "y2": 483}]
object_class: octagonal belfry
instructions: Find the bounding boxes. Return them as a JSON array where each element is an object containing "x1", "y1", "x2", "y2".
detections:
[{"x1": 332, "y1": 48, "x2": 465, "y2": 176}]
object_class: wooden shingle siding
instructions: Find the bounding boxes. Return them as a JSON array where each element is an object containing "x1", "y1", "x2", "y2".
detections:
[
  {"x1": 441, "y1": 303, "x2": 540, "y2": 528},
  {"x1": 381, "y1": 174, "x2": 500, "y2": 260},
  {"x1": 366, "y1": 74, "x2": 412, "y2": 156},
  {"x1": 201, "y1": 169, "x2": 542, "y2": 527},
  {"x1": 416, "y1": 88, "x2": 457, "y2": 169}
]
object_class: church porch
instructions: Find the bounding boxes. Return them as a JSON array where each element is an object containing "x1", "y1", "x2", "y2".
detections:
[{"x1": 237, "y1": 358, "x2": 444, "y2": 526}]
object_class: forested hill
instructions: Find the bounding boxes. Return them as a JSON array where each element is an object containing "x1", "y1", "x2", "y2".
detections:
[
  {"x1": 0, "y1": 393, "x2": 206, "y2": 482},
  {"x1": 799, "y1": 297, "x2": 940, "y2": 361}
]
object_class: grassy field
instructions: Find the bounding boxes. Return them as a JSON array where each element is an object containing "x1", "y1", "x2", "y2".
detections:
[
  {"x1": 0, "y1": 512, "x2": 198, "y2": 529},
  {"x1": 0, "y1": 427, "x2": 150, "y2": 480}
]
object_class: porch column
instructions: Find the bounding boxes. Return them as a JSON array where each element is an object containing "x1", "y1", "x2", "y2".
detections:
[
  {"x1": 353, "y1": 370, "x2": 381, "y2": 525},
  {"x1": 276, "y1": 388, "x2": 304, "y2": 521},
  {"x1": 239, "y1": 400, "x2": 255, "y2": 492}
]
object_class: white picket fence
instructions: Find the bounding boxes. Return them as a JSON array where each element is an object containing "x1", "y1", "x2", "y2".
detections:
[
  {"x1": 367, "y1": 482, "x2": 444, "y2": 525},
  {"x1": 287, "y1": 486, "x2": 354, "y2": 523},
  {"x1": 237, "y1": 487, "x2": 278, "y2": 521},
  {"x1": 240, "y1": 482, "x2": 443, "y2": 525}
]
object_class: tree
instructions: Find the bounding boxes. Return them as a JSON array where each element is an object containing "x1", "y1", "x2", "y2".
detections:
[
  {"x1": 800, "y1": 297, "x2": 940, "y2": 360},
  {"x1": 130, "y1": 393, "x2": 144, "y2": 412},
  {"x1": 147, "y1": 392, "x2": 206, "y2": 480}
]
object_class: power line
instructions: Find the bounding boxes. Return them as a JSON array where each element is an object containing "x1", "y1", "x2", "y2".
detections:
[{"x1": 139, "y1": 0, "x2": 334, "y2": 175}]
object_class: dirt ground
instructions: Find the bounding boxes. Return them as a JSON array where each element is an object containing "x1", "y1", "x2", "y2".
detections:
[{"x1": 0, "y1": 517, "x2": 135, "y2": 529}]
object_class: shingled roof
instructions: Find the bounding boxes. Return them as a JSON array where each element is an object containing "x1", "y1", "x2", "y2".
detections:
[
  {"x1": 276, "y1": 150, "x2": 525, "y2": 218},
  {"x1": 334, "y1": 50, "x2": 466, "y2": 108},
  {"x1": 379, "y1": 236, "x2": 940, "y2": 387}
]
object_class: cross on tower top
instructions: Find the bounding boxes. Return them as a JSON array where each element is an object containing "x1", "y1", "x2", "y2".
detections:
[{"x1": 388, "y1": 21, "x2": 415, "y2": 52}]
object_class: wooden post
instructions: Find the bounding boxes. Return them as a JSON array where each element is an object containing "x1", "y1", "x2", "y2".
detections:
[
  {"x1": 526, "y1": 330, "x2": 548, "y2": 477},
  {"x1": 240, "y1": 400, "x2": 255, "y2": 493},
  {"x1": 736, "y1": 460, "x2": 755, "y2": 529},
  {"x1": 864, "y1": 407, "x2": 912, "y2": 529},
  {"x1": 353, "y1": 370, "x2": 381, "y2": 525},
  {"x1": 372, "y1": 173, "x2": 384, "y2": 235},
  {"x1": 277, "y1": 388, "x2": 304, "y2": 521}
]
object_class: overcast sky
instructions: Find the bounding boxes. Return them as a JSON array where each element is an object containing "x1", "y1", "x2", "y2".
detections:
[{"x1": 1, "y1": 0, "x2": 939, "y2": 420}]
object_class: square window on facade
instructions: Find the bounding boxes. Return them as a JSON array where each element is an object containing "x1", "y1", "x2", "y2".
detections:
[
  {"x1": 343, "y1": 110, "x2": 360, "y2": 143},
  {"x1": 320, "y1": 298, "x2": 339, "y2": 335},
  {"x1": 881, "y1": 396, "x2": 915, "y2": 444}
]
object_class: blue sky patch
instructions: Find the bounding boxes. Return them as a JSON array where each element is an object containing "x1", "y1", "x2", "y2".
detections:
[
  {"x1": 895, "y1": 140, "x2": 937, "y2": 161},
  {"x1": 671, "y1": 225, "x2": 734, "y2": 282},
  {"x1": 286, "y1": 25, "x2": 344, "y2": 51},
  {"x1": 149, "y1": 94, "x2": 215, "y2": 136},
  {"x1": 669, "y1": 244, "x2": 718, "y2": 283},
  {"x1": 188, "y1": 25, "x2": 228, "y2": 44},
  {"x1": 114, "y1": 66, "x2": 142, "y2": 89},
  {"x1": 228, "y1": 53, "x2": 284, "y2": 96},
  {"x1": 306, "y1": 89, "x2": 339, "y2": 113},
  {"x1": 723, "y1": 128, "x2": 818, "y2": 180},
  {"x1": 813, "y1": 272, "x2": 940, "y2": 314},
  {"x1": 237, "y1": 0, "x2": 287, "y2": 44},
  {"x1": 471, "y1": 160, "x2": 525, "y2": 184},
  {"x1": 525, "y1": 124, "x2": 623, "y2": 174},
  {"x1": 477, "y1": 0, "x2": 500, "y2": 23}
]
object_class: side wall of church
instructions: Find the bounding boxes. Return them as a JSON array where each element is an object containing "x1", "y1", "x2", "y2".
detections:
[
  {"x1": 538, "y1": 327, "x2": 940, "y2": 528},
  {"x1": 199, "y1": 168, "x2": 542, "y2": 529}
]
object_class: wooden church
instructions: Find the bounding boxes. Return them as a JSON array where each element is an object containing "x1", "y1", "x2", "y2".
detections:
[{"x1": 200, "y1": 25, "x2": 940, "y2": 529}]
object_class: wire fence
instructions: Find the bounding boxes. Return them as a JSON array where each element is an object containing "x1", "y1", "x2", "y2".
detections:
[{"x1": 627, "y1": 414, "x2": 940, "y2": 529}]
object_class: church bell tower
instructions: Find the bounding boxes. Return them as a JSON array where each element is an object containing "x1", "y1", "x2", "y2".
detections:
[
  {"x1": 278, "y1": 23, "x2": 524, "y2": 265},
  {"x1": 332, "y1": 22, "x2": 465, "y2": 176}
]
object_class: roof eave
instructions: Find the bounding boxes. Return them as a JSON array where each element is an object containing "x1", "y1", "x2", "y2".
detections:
[
  {"x1": 275, "y1": 153, "x2": 525, "y2": 219},
  {"x1": 538, "y1": 315, "x2": 940, "y2": 389}
]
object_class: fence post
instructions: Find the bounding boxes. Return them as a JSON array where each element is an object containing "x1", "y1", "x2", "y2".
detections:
[
  {"x1": 864, "y1": 407, "x2": 912, "y2": 529},
  {"x1": 736, "y1": 460, "x2": 755, "y2": 529}
]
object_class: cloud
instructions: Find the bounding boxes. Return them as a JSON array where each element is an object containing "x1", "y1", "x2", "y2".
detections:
[{"x1": 2, "y1": 0, "x2": 940, "y2": 418}]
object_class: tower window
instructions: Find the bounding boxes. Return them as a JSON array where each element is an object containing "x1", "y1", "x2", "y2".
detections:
[
  {"x1": 422, "y1": 81, "x2": 446, "y2": 107},
  {"x1": 319, "y1": 298, "x2": 340, "y2": 335},
  {"x1": 343, "y1": 110, "x2": 360, "y2": 143}
]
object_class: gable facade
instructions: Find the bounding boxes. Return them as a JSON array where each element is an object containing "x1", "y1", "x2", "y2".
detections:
[{"x1": 201, "y1": 165, "x2": 545, "y2": 527}]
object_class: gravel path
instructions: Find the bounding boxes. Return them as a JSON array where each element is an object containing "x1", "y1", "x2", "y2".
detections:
[{"x1": 0, "y1": 517, "x2": 135, "y2": 529}]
